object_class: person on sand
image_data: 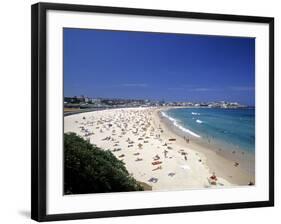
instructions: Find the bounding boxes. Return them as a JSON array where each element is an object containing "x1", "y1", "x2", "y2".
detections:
[
  {"x1": 153, "y1": 154, "x2": 160, "y2": 161},
  {"x1": 163, "y1": 150, "x2": 168, "y2": 158},
  {"x1": 248, "y1": 181, "x2": 254, "y2": 186},
  {"x1": 209, "y1": 172, "x2": 218, "y2": 185},
  {"x1": 209, "y1": 172, "x2": 217, "y2": 180},
  {"x1": 152, "y1": 165, "x2": 162, "y2": 171}
]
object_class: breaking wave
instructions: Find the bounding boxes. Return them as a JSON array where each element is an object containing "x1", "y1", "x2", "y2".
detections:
[{"x1": 161, "y1": 111, "x2": 201, "y2": 138}]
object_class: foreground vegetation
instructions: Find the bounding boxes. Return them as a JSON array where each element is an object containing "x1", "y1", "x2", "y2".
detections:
[{"x1": 64, "y1": 133, "x2": 143, "y2": 194}]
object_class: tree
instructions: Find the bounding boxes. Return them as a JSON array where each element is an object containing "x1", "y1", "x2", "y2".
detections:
[{"x1": 64, "y1": 132, "x2": 143, "y2": 194}]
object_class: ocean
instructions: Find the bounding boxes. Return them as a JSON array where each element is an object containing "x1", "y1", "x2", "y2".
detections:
[{"x1": 162, "y1": 108, "x2": 255, "y2": 154}]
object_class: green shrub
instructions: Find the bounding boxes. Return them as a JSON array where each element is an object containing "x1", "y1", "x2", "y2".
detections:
[{"x1": 64, "y1": 132, "x2": 143, "y2": 194}]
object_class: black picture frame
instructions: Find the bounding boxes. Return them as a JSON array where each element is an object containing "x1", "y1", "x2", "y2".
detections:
[{"x1": 31, "y1": 2, "x2": 274, "y2": 222}]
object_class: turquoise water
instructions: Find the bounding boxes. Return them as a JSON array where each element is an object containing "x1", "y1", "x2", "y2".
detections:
[{"x1": 163, "y1": 108, "x2": 255, "y2": 154}]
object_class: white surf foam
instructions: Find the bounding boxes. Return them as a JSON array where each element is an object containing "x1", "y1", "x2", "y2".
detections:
[
  {"x1": 196, "y1": 119, "x2": 203, "y2": 124},
  {"x1": 191, "y1": 112, "x2": 200, "y2": 115},
  {"x1": 161, "y1": 112, "x2": 201, "y2": 138}
]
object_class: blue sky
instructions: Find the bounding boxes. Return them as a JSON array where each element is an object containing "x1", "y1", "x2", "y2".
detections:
[{"x1": 64, "y1": 28, "x2": 255, "y2": 105}]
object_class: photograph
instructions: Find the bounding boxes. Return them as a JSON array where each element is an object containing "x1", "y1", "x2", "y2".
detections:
[
  {"x1": 63, "y1": 28, "x2": 255, "y2": 195},
  {"x1": 30, "y1": 2, "x2": 274, "y2": 221}
]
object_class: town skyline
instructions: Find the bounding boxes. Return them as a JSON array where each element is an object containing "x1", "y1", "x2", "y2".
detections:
[
  {"x1": 64, "y1": 94, "x2": 251, "y2": 109},
  {"x1": 65, "y1": 94, "x2": 246, "y2": 103}
]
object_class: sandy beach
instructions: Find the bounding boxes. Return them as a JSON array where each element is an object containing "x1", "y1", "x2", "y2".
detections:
[{"x1": 64, "y1": 107, "x2": 254, "y2": 191}]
